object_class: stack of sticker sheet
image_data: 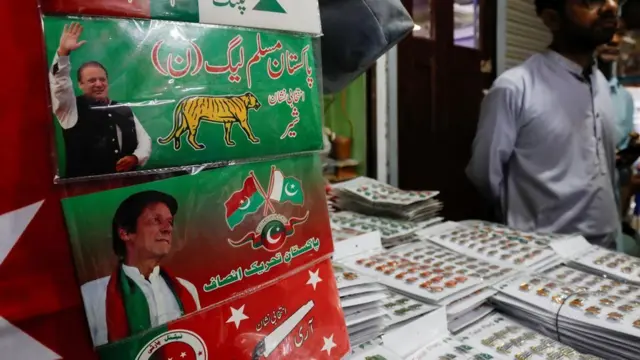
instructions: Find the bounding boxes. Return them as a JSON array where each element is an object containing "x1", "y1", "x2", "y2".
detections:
[
  {"x1": 333, "y1": 264, "x2": 389, "y2": 347},
  {"x1": 419, "y1": 221, "x2": 563, "y2": 273},
  {"x1": 331, "y1": 177, "x2": 443, "y2": 222},
  {"x1": 455, "y1": 312, "x2": 602, "y2": 360},
  {"x1": 337, "y1": 240, "x2": 518, "y2": 306},
  {"x1": 346, "y1": 308, "x2": 600, "y2": 360},
  {"x1": 447, "y1": 288, "x2": 497, "y2": 334},
  {"x1": 330, "y1": 210, "x2": 442, "y2": 247},
  {"x1": 562, "y1": 244, "x2": 640, "y2": 286},
  {"x1": 491, "y1": 268, "x2": 640, "y2": 359},
  {"x1": 381, "y1": 289, "x2": 438, "y2": 332}
]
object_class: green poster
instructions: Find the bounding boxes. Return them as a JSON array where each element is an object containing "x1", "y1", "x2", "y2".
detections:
[{"x1": 43, "y1": 16, "x2": 323, "y2": 180}]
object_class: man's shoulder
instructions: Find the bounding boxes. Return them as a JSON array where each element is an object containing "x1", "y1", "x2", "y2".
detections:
[
  {"x1": 490, "y1": 55, "x2": 543, "y2": 92},
  {"x1": 80, "y1": 276, "x2": 111, "y2": 302}
]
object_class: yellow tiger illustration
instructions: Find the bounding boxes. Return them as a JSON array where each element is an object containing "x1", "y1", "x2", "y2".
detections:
[{"x1": 157, "y1": 92, "x2": 262, "y2": 150}]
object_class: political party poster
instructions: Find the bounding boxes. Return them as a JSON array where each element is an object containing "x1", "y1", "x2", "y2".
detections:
[
  {"x1": 61, "y1": 153, "x2": 334, "y2": 348},
  {"x1": 40, "y1": 0, "x2": 322, "y2": 34},
  {"x1": 96, "y1": 259, "x2": 349, "y2": 359},
  {"x1": 43, "y1": 16, "x2": 323, "y2": 181}
]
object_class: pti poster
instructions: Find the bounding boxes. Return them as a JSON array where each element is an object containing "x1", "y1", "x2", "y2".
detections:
[
  {"x1": 60, "y1": 154, "x2": 335, "y2": 349},
  {"x1": 95, "y1": 259, "x2": 350, "y2": 359}
]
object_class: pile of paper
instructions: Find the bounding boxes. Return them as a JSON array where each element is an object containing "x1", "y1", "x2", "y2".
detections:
[
  {"x1": 455, "y1": 312, "x2": 603, "y2": 360},
  {"x1": 447, "y1": 288, "x2": 497, "y2": 333},
  {"x1": 491, "y1": 270, "x2": 640, "y2": 359},
  {"x1": 332, "y1": 263, "x2": 389, "y2": 346},
  {"x1": 330, "y1": 177, "x2": 443, "y2": 222},
  {"x1": 347, "y1": 307, "x2": 599, "y2": 360},
  {"x1": 419, "y1": 221, "x2": 563, "y2": 272},
  {"x1": 330, "y1": 210, "x2": 442, "y2": 247},
  {"x1": 337, "y1": 241, "x2": 517, "y2": 306},
  {"x1": 381, "y1": 290, "x2": 438, "y2": 332}
]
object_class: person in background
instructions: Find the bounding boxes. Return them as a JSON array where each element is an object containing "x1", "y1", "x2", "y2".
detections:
[
  {"x1": 466, "y1": 0, "x2": 620, "y2": 247},
  {"x1": 596, "y1": 17, "x2": 640, "y2": 254}
]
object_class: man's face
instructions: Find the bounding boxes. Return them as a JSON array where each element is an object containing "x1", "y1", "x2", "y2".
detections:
[
  {"x1": 121, "y1": 202, "x2": 174, "y2": 263},
  {"x1": 555, "y1": 0, "x2": 620, "y2": 50},
  {"x1": 597, "y1": 21, "x2": 626, "y2": 62},
  {"x1": 78, "y1": 65, "x2": 109, "y2": 101}
]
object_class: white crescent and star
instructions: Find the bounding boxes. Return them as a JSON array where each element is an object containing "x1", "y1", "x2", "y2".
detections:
[
  {"x1": 0, "y1": 200, "x2": 60, "y2": 359},
  {"x1": 284, "y1": 183, "x2": 298, "y2": 197},
  {"x1": 266, "y1": 226, "x2": 283, "y2": 244},
  {"x1": 238, "y1": 197, "x2": 251, "y2": 210}
]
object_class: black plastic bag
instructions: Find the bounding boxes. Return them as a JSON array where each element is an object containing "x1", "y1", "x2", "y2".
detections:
[{"x1": 319, "y1": 0, "x2": 413, "y2": 94}]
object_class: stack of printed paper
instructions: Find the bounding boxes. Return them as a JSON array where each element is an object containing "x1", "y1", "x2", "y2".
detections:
[
  {"x1": 330, "y1": 210, "x2": 442, "y2": 247},
  {"x1": 455, "y1": 312, "x2": 602, "y2": 360},
  {"x1": 331, "y1": 177, "x2": 443, "y2": 222},
  {"x1": 419, "y1": 221, "x2": 563, "y2": 273},
  {"x1": 333, "y1": 264, "x2": 389, "y2": 346},
  {"x1": 337, "y1": 241, "x2": 517, "y2": 306},
  {"x1": 491, "y1": 270, "x2": 640, "y2": 359}
]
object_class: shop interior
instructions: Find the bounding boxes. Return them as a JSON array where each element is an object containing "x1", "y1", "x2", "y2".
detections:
[{"x1": 4, "y1": 0, "x2": 640, "y2": 359}]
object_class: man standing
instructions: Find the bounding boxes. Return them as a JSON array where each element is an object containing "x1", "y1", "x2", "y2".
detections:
[
  {"x1": 597, "y1": 18, "x2": 640, "y2": 253},
  {"x1": 466, "y1": 0, "x2": 620, "y2": 247},
  {"x1": 49, "y1": 22, "x2": 151, "y2": 178},
  {"x1": 80, "y1": 190, "x2": 201, "y2": 346}
]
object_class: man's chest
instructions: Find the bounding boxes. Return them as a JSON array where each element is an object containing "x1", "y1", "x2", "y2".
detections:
[{"x1": 516, "y1": 81, "x2": 616, "y2": 155}]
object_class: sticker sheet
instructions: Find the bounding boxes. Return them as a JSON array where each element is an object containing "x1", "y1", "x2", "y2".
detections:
[
  {"x1": 43, "y1": 16, "x2": 322, "y2": 181},
  {"x1": 60, "y1": 154, "x2": 333, "y2": 348},
  {"x1": 95, "y1": 259, "x2": 350, "y2": 359},
  {"x1": 41, "y1": 0, "x2": 322, "y2": 34},
  {"x1": 338, "y1": 242, "x2": 510, "y2": 304}
]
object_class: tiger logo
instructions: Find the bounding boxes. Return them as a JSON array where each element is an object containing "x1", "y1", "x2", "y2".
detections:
[{"x1": 157, "y1": 92, "x2": 262, "y2": 150}]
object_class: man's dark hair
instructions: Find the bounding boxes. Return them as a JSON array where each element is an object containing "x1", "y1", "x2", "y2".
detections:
[
  {"x1": 535, "y1": 0, "x2": 564, "y2": 15},
  {"x1": 77, "y1": 61, "x2": 108, "y2": 82},
  {"x1": 112, "y1": 190, "x2": 178, "y2": 260}
]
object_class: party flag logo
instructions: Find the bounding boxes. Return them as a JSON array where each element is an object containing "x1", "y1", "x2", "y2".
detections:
[{"x1": 226, "y1": 166, "x2": 307, "y2": 251}]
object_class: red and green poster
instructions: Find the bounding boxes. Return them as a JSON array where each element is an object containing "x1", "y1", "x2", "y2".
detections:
[
  {"x1": 40, "y1": 0, "x2": 322, "y2": 34},
  {"x1": 60, "y1": 154, "x2": 336, "y2": 349},
  {"x1": 96, "y1": 259, "x2": 350, "y2": 359},
  {"x1": 43, "y1": 16, "x2": 323, "y2": 181}
]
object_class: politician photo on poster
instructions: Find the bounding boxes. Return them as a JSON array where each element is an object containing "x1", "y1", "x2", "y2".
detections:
[
  {"x1": 80, "y1": 190, "x2": 201, "y2": 347},
  {"x1": 48, "y1": 22, "x2": 152, "y2": 178}
]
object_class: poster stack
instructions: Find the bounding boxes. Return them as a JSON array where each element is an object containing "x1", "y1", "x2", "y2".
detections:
[{"x1": 41, "y1": 1, "x2": 350, "y2": 359}]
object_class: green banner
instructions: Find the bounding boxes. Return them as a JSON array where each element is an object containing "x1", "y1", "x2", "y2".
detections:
[{"x1": 44, "y1": 16, "x2": 322, "y2": 180}]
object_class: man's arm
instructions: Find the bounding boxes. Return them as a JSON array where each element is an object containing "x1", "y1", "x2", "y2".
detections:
[
  {"x1": 49, "y1": 53, "x2": 79, "y2": 129},
  {"x1": 132, "y1": 114, "x2": 152, "y2": 167},
  {"x1": 465, "y1": 79, "x2": 521, "y2": 206}
]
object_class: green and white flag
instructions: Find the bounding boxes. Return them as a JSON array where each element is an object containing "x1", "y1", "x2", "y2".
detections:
[{"x1": 268, "y1": 169, "x2": 303, "y2": 205}]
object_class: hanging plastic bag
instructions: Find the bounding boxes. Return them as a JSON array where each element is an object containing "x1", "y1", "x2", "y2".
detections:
[{"x1": 318, "y1": 0, "x2": 413, "y2": 94}]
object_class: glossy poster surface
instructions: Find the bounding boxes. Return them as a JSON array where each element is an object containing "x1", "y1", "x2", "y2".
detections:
[
  {"x1": 61, "y1": 154, "x2": 334, "y2": 348},
  {"x1": 96, "y1": 259, "x2": 350, "y2": 359},
  {"x1": 40, "y1": 0, "x2": 322, "y2": 34},
  {"x1": 43, "y1": 16, "x2": 322, "y2": 181}
]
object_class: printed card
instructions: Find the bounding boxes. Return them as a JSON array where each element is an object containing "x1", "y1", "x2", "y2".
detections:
[
  {"x1": 60, "y1": 154, "x2": 333, "y2": 348},
  {"x1": 43, "y1": 16, "x2": 322, "y2": 180}
]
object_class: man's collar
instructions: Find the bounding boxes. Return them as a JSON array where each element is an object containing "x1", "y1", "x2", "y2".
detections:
[
  {"x1": 543, "y1": 49, "x2": 597, "y2": 79},
  {"x1": 609, "y1": 76, "x2": 621, "y2": 93},
  {"x1": 122, "y1": 263, "x2": 160, "y2": 281}
]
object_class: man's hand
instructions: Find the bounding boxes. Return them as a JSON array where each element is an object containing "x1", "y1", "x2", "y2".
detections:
[
  {"x1": 57, "y1": 22, "x2": 86, "y2": 57},
  {"x1": 115, "y1": 156, "x2": 139, "y2": 172}
]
